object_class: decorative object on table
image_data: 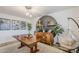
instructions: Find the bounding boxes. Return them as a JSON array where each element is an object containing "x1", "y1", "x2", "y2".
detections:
[
  {"x1": 51, "y1": 24, "x2": 64, "y2": 46},
  {"x1": 27, "y1": 34, "x2": 33, "y2": 39},
  {"x1": 27, "y1": 22, "x2": 32, "y2": 36}
]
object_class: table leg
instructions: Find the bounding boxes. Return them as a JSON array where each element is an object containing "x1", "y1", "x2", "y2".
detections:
[
  {"x1": 30, "y1": 47, "x2": 33, "y2": 53},
  {"x1": 34, "y1": 43, "x2": 39, "y2": 52},
  {"x1": 30, "y1": 43, "x2": 39, "y2": 53},
  {"x1": 18, "y1": 42, "x2": 25, "y2": 49},
  {"x1": 35, "y1": 43, "x2": 37, "y2": 50}
]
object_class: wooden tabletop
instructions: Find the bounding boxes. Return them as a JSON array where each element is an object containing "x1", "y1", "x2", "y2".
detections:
[{"x1": 20, "y1": 37, "x2": 38, "y2": 45}]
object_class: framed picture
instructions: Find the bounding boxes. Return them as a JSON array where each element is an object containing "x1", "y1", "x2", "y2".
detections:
[
  {"x1": 0, "y1": 18, "x2": 11, "y2": 30},
  {"x1": 20, "y1": 21, "x2": 26, "y2": 30},
  {"x1": 0, "y1": 18, "x2": 26, "y2": 30},
  {"x1": 12, "y1": 20, "x2": 19, "y2": 30}
]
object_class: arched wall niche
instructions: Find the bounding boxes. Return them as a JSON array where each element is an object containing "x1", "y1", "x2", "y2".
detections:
[{"x1": 36, "y1": 15, "x2": 57, "y2": 32}]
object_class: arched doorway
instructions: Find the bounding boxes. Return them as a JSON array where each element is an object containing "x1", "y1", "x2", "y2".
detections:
[{"x1": 36, "y1": 15, "x2": 57, "y2": 32}]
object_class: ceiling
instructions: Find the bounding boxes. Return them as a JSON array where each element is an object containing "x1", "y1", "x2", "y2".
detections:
[{"x1": 0, "y1": 6, "x2": 76, "y2": 19}]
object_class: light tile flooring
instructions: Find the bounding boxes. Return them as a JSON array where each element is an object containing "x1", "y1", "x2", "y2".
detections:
[{"x1": 0, "y1": 41, "x2": 66, "y2": 53}]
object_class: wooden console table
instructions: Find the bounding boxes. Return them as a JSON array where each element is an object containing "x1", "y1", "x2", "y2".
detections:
[{"x1": 13, "y1": 35, "x2": 39, "y2": 53}]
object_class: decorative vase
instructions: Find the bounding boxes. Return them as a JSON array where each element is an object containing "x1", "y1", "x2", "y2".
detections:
[{"x1": 56, "y1": 35, "x2": 60, "y2": 47}]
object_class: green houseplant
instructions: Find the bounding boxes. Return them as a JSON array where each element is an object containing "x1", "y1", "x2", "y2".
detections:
[
  {"x1": 52, "y1": 24, "x2": 64, "y2": 36},
  {"x1": 52, "y1": 24, "x2": 64, "y2": 45},
  {"x1": 27, "y1": 23, "x2": 32, "y2": 35}
]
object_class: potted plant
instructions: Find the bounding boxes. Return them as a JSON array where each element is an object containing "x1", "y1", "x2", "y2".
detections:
[
  {"x1": 51, "y1": 24, "x2": 64, "y2": 46},
  {"x1": 27, "y1": 23, "x2": 32, "y2": 36}
]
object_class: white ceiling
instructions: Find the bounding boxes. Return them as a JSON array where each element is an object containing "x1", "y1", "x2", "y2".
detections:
[{"x1": 0, "y1": 6, "x2": 76, "y2": 18}]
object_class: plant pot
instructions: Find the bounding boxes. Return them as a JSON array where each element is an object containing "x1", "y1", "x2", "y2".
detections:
[{"x1": 56, "y1": 42, "x2": 60, "y2": 47}]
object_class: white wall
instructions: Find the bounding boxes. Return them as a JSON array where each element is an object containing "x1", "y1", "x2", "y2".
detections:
[
  {"x1": 49, "y1": 7, "x2": 79, "y2": 39},
  {"x1": 0, "y1": 13, "x2": 30, "y2": 44}
]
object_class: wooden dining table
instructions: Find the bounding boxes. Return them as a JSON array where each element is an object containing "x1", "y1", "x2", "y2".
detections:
[{"x1": 13, "y1": 35, "x2": 39, "y2": 53}]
